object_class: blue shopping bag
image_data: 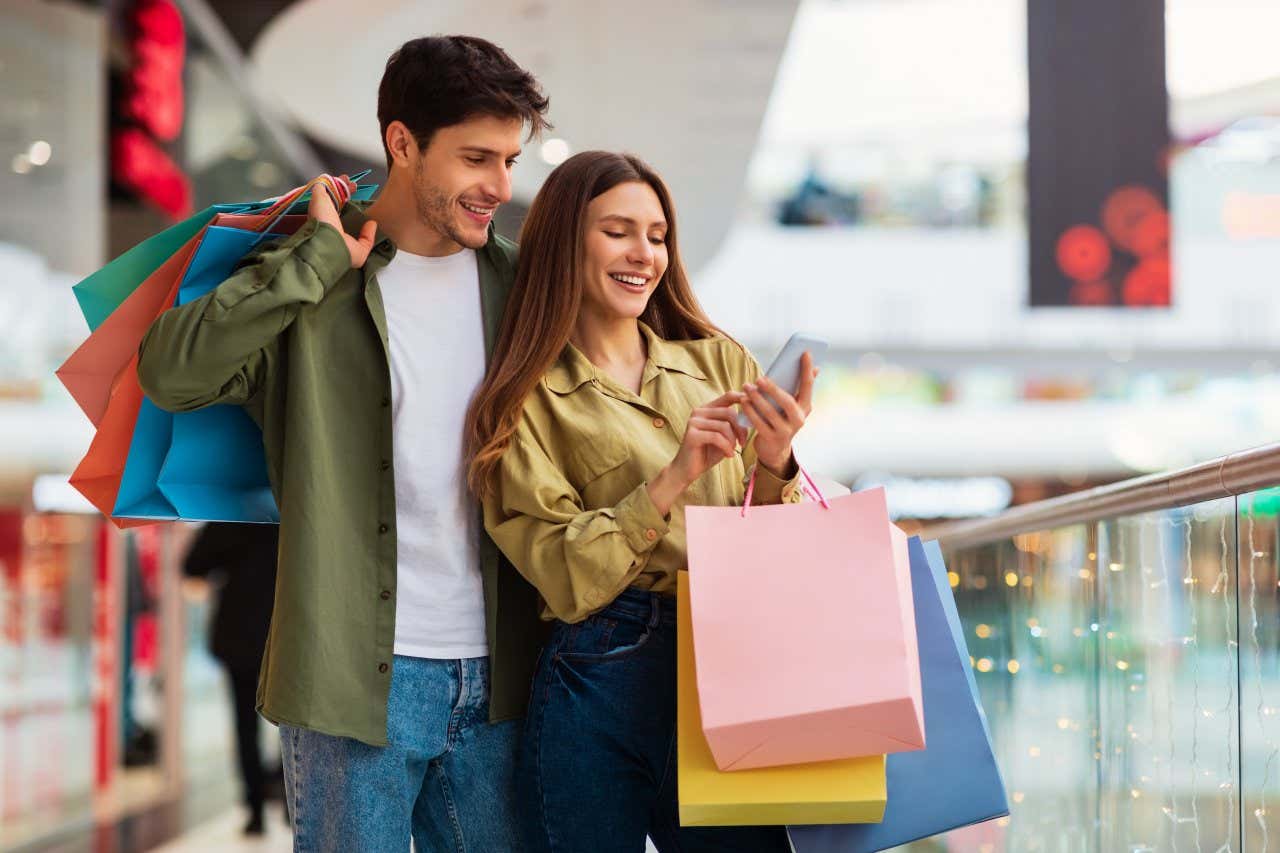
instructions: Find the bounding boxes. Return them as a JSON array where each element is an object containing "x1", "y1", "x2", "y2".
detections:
[
  {"x1": 113, "y1": 223, "x2": 290, "y2": 523},
  {"x1": 788, "y1": 538, "x2": 1008, "y2": 852}
]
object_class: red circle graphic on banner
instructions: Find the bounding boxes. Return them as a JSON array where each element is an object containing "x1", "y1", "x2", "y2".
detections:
[
  {"x1": 1123, "y1": 256, "x2": 1171, "y2": 306},
  {"x1": 1056, "y1": 225, "x2": 1112, "y2": 282}
]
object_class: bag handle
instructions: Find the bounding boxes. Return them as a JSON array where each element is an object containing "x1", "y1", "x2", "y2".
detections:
[
  {"x1": 741, "y1": 461, "x2": 830, "y2": 518},
  {"x1": 254, "y1": 173, "x2": 355, "y2": 234}
]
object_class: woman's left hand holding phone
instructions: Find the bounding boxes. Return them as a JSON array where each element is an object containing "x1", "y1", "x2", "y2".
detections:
[{"x1": 646, "y1": 391, "x2": 749, "y2": 517}]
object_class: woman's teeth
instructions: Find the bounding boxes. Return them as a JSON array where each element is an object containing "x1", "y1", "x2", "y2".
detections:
[{"x1": 609, "y1": 273, "x2": 647, "y2": 286}]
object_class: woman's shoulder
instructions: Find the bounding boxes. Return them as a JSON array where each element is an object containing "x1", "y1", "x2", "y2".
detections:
[{"x1": 666, "y1": 333, "x2": 761, "y2": 388}]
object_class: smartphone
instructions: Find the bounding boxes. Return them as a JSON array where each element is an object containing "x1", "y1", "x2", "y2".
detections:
[{"x1": 737, "y1": 333, "x2": 828, "y2": 430}]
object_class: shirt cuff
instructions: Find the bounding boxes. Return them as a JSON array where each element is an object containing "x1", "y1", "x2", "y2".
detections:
[
  {"x1": 746, "y1": 457, "x2": 804, "y2": 505},
  {"x1": 616, "y1": 482, "x2": 671, "y2": 553},
  {"x1": 293, "y1": 220, "x2": 355, "y2": 291}
]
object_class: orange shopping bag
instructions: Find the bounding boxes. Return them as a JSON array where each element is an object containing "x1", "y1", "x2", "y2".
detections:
[{"x1": 68, "y1": 354, "x2": 151, "y2": 528}]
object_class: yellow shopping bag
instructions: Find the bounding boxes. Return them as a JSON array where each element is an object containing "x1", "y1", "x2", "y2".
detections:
[{"x1": 677, "y1": 573, "x2": 888, "y2": 827}]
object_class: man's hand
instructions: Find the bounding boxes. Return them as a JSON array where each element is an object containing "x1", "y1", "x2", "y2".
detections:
[{"x1": 308, "y1": 175, "x2": 378, "y2": 269}]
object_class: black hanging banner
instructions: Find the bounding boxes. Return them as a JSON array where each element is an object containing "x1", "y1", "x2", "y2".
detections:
[{"x1": 1027, "y1": 0, "x2": 1172, "y2": 307}]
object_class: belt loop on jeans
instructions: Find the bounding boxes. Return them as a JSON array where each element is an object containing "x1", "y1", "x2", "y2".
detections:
[{"x1": 647, "y1": 593, "x2": 661, "y2": 629}]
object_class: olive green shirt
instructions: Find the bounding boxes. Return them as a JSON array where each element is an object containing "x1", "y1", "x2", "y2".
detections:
[
  {"x1": 484, "y1": 322, "x2": 803, "y2": 624},
  {"x1": 137, "y1": 204, "x2": 543, "y2": 746}
]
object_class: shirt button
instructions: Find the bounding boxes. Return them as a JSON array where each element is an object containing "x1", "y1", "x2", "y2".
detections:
[
  {"x1": 380, "y1": 589, "x2": 391, "y2": 601},
  {"x1": 378, "y1": 663, "x2": 389, "y2": 674},
  {"x1": 378, "y1": 523, "x2": 389, "y2": 534},
  {"x1": 652, "y1": 417, "x2": 666, "y2": 429},
  {"x1": 645, "y1": 528, "x2": 658, "y2": 541},
  {"x1": 381, "y1": 396, "x2": 390, "y2": 408},
  {"x1": 380, "y1": 460, "x2": 391, "y2": 472}
]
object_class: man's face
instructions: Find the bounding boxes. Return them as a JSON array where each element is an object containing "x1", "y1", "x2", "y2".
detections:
[{"x1": 408, "y1": 115, "x2": 524, "y2": 251}]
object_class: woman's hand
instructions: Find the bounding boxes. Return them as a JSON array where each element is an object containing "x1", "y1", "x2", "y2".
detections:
[
  {"x1": 308, "y1": 174, "x2": 378, "y2": 269},
  {"x1": 647, "y1": 391, "x2": 748, "y2": 516},
  {"x1": 740, "y1": 351, "x2": 818, "y2": 477}
]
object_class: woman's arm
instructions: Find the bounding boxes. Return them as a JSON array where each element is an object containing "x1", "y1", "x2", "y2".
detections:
[{"x1": 484, "y1": 433, "x2": 671, "y2": 623}]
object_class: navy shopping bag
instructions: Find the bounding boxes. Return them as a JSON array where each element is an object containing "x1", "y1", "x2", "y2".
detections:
[{"x1": 787, "y1": 538, "x2": 1008, "y2": 852}]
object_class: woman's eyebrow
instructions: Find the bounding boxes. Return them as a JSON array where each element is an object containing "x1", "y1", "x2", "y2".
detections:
[{"x1": 599, "y1": 213, "x2": 667, "y2": 228}]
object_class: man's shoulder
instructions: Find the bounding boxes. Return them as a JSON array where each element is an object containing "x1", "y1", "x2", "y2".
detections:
[{"x1": 488, "y1": 231, "x2": 519, "y2": 269}]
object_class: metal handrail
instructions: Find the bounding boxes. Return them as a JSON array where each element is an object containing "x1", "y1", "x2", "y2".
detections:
[{"x1": 926, "y1": 441, "x2": 1280, "y2": 550}]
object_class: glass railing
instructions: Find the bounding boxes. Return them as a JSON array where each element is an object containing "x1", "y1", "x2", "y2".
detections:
[{"x1": 923, "y1": 444, "x2": 1280, "y2": 851}]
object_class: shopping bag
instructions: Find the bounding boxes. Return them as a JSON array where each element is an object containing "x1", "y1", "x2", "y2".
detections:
[
  {"x1": 68, "y1": 354, "x2": 151, "y2": 529},
  {"x1": 111, "y1": 178, "x2": 350, "y2": 522},
  {"x1": 112, "y1": 218, "x2": 302, "y2": 521},
  {"x1": 72, "y1": 205, "x2": 246, "y2": 332},
  {"x1": 787, "y1": 539, "x2": 1008, "y2": 851},
  {"x1": 71, "y1": 178, "x2": 375, "y2": 329},
  {"x1": 58, "y1": 232, "x2": 199, "y2": 425},
  {"x1": 67, "y1": 174, "x2": 355, "y2": 525},
  {"x1": 677, "y1": 573, "x2": 887, "y2": 827},
  {"x1": 684, "y1": 477, "x2": 924, "y2": 771}
]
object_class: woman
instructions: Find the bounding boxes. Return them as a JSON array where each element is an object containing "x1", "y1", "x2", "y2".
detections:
[{"x1": 465, "y1": 151, "x2": 816, "y2": 852}]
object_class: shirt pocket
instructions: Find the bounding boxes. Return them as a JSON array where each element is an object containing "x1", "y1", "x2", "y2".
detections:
[{"x1": 565, "y1": 436, "x2": 632, "y2": 501}]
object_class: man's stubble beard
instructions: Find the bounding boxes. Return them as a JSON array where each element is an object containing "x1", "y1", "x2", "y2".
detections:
[{"x1": 412, "y1": 161, "x2": 488, "y2": 251}]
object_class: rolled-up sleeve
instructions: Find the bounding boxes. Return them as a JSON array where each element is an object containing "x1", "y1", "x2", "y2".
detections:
[{"x1": 484, "y1": 433, "x2": 671, "y2": 623}]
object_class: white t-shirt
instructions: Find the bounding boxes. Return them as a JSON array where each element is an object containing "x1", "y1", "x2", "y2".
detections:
[{"x1": 379, "y1": 247, "x2": 489, "y2": 659}]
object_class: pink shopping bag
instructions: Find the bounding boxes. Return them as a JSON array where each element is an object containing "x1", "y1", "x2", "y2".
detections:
[{"x1": 684, "y1": 475, "x2": 925, "y2": 772}]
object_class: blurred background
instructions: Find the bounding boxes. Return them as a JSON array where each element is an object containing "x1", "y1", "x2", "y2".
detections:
[{"x1": 4, "y1": 0, "x2": 1280, "y2": 850}]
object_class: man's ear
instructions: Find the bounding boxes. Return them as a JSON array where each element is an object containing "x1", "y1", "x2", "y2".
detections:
[{"x1": 385, "y1": 121, "x2": 419, "y2": 169}]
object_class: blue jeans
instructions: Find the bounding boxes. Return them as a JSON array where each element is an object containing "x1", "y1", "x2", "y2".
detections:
[
  {"x1": 281, "y1": 655, "x2": 522, "y2": 852},
  {"x1": 518, "y1": 587, "x2": 790, "y2": 853}
]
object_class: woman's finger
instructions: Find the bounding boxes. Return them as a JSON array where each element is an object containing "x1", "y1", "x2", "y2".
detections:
[
  {"x1": 793, "y1": 352, "x2": 816, "y2": 415},
  {"x1": 690, "y1": 427, "x2": 736, "y2": 460},
  {"x1": 695, "y1": 408, "x2": 750, "y2": 446},
  {"x1": 739, "y1": 396, "x2": 770, "y2": 435},
  {"x1": 757, "y1": 375, "x2": 806, "y2": 426},
  {"x1": 700, "y1": 390, "x2": 747, "y2": 409},
  {"x1": 743, "y1": 382, "x2": 783, "y2": 432},
  {"x1": 689, "y1": 416, "x2": 739, "y2": 449}
]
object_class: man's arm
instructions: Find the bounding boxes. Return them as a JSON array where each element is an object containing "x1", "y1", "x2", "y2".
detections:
[{"x1": 138, "y1": 183, "x2": 376, "y2": 412}]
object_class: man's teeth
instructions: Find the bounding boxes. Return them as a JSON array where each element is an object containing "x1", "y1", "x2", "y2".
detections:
[
  {"x1": 610, "y1": 273, "x2": 647, "y2": 286},
  {"x1": 460, "y1": 201, "x2": 494, "y2": 215}
]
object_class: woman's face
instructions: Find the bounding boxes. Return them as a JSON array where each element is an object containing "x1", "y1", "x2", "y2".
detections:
[{"x1": 578, "y1": 181, "x2": 669, "y2": 324}]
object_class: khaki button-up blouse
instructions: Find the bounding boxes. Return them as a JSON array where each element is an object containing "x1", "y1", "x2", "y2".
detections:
[{"x1": 483, "y1": 323, "x2": 803, "y2": 623}]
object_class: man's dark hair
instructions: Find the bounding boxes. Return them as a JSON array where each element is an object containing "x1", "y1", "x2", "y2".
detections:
[{"x1": 377, "y1": 35, "x2": 551, "y2": 169}]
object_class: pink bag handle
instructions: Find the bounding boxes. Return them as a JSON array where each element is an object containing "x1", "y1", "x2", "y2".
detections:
[{"x1": 741, "y1": 462, "x2": 830, "y2": 518}]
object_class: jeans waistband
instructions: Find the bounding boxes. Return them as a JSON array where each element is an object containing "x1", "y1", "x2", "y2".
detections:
[{"x1": 596, "y1": 585, "x2": 676, "y2": 628}]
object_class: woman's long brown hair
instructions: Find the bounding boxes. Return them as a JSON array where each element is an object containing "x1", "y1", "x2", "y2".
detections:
[{"x1": 465, "y1": 151, "x2": 729, "y2": 498}]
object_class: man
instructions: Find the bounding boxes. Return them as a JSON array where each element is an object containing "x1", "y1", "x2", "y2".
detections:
[{"x1": 139, "y1": 36, "x2": 549, "y2": 850}]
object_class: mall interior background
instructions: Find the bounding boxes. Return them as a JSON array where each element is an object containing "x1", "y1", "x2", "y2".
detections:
[{"x1": 4, "y1": 0, "x2": 1280, "y2": 850}]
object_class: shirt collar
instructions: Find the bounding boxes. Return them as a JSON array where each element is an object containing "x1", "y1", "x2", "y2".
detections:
[
  {"x1": 638, "y1": 322, "x2": 707, "y2": 381},
  {"x1": 544, "y1": 322, "x2": 707, "y2": 395},
  {"x1": 341, "y1": 200, "x2": 396, "y2": 267}
]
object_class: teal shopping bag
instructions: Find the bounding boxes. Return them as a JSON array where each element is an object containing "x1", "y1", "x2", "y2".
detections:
[{"x1": 73, "y1": 175, "x2": 376, "y2": 330}]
